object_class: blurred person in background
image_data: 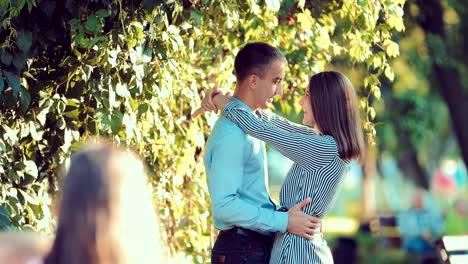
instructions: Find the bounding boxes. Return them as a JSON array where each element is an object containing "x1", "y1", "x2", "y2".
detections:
[
  {"x1": 397, "y1": 189, "x2": 444, "y2": 264},
  {"x1": 44, "y1": 140, "x2": 164, "y2": 264}
]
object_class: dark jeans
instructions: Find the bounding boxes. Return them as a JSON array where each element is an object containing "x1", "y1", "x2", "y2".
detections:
[{"x1": 211, "y1": 227, "x2": 273, "y2": 264}]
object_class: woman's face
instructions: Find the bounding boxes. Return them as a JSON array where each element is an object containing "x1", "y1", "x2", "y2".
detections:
[{"x1": 299, "y1": 88, "x2": 315, "y2": 127}]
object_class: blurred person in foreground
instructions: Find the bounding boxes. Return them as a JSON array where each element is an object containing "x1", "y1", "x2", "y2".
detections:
[
  {"x1": 397, "y1": 189, "x2": 444, "y2": 264},
  {"x1": 0, "y1": 232, "x2": 51, "y2": 264},
  {"x1": 44, "y1": 140, "x2": 164, "y2": 264}
]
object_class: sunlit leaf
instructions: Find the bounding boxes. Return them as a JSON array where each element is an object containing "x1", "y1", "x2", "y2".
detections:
[
  {"x1": 297, "y1": 10, "x2": 314, "y2": 31},
  {"x1": 0, "y1": 140, "x2": 6, "y2": 154},
  {"x1": 265, "y1": 0, "x2": 280, "y2": 12},
  {"x1": 371, "y1": 86, "x2": 381, "y2": 100},
  {"x1": 29, "y1": 121, "x2": 43, "y2": 141},
  {"x1": 18, "y1": 189, "x2": 38, "y2": 205},
  {"x1": 2, "y1": 125, "x2": 18, "y2": 143},
  {"x1": 384, "y1": 66, "x2": 395, "y2": 81},
  {"x1": 61, "y1": 128, "x2": 73, "y2": 152},
  {"x1": 387, "y1": 15, "x2": 405, "y2": 32},
  {"x1": 23, "y1": 160, "x2": 38, "y2": 178},
  {"x1": 372, "y1": 56, "x2": 382, "y2": 69},
  {"x1": 384, "y1": 39, "x2": 399, "y2": 57}
]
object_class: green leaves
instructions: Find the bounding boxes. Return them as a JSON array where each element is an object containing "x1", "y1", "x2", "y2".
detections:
[
  {"x1": 84, "y1": 16, "x2": 101, "y2": 34},
  {"x1": 384, "y1": 39, "x2": 400, "y2": 58},
  {"x1": 18, "y1": 86, "x2": 31, "y2": 114},
  {"x1": 0, "y1": 76, "x2": 4, "y2": 93},
  {"x1": 0, "y1": 206, "x2": 11, "y2": 230},
  {"x1": 4, "y1": 71, "x2": 21, "y2": 97},
  {"x1": 387, "y1": 15, "x2": 405, "y2": 32},
  {"x1": 1, "y1": 50, "x2": 13, "y2": 65},
  {"x1": 17, "y1": 31, "x2": 33, "y2": 52},
  {"x1": 70, "y1": 12, "x2": 107, "y2": 49},
  {"x1": 95, "y1": 9, "x2": 109, "y2": 18},
  {"x1": 13, "y1": 52, "x2": 28, "y2": 70}
]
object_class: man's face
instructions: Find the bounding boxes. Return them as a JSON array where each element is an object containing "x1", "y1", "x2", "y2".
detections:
[{"x1": 252, "y1": 59, "x2": 286, "y2": 109}]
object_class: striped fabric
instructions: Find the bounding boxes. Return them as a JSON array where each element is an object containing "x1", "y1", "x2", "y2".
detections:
[{"x1": 223, "y1": 101, "x2": 351, "y2": 264}]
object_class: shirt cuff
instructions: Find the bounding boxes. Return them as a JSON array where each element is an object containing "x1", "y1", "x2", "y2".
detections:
[{"x1": 273, "y1": 211, "x2": 289, "y2": 233}]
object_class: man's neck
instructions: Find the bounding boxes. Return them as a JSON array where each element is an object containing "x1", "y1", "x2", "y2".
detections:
[{"x1": 233, "y1": 86, "x2": 256, "y2": 111}]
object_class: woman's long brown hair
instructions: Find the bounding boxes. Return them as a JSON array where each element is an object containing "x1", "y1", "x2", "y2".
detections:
[{"x1": 309, "y1": 71, "x2": 365, "y2": 163}]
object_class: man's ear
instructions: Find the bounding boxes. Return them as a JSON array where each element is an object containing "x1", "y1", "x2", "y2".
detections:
[{"x1": 247, "y1": 74, "x2": 257, "y2": 90}]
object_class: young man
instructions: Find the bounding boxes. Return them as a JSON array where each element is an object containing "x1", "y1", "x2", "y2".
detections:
[{"x1": 203, "y1": 42, "x2": 320, "y2": 264}]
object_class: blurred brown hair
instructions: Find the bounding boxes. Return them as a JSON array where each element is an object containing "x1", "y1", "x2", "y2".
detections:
[
  {"x1": 308, "y1": 71, "x2": 365, "y2": 163},
  {"x1": 44, "y1": 139, "x2": 163, "y2": 264}
]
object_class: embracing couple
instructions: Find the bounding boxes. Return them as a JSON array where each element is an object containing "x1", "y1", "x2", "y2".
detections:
[{"x1": 200, "y1": 42, "x2": 365, "y2": 264}]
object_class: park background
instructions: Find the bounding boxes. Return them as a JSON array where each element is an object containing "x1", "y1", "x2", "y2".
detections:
[{"x1": 0, "y1": 0, "x2": 467, "y2": 263}]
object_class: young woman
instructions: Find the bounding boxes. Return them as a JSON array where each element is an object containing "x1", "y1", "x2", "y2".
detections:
[
  {"x1": 202, "y1": 71, "x2": 365, "y2": 263},
  {"x1": 44, "y1": 140, "x2": 164, "y2": 264}
]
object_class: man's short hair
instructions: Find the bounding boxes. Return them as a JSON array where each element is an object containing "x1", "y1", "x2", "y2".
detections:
[{"x1": 234, "y1": 42, "x2": 286, "y2": 82}]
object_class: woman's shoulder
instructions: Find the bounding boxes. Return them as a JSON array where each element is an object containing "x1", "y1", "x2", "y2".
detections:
[{"x1": 306, "y1": 134, "x2": 339, "y2": 153}]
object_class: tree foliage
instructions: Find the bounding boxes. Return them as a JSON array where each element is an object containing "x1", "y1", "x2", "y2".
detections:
[
  {"x1": 0, "y1": 0, "x2": 404, "y2": 260},
  {"x1": 413, "y1": 0, "x2": 468, "y2": 168},
  {"x1": 374, "y1": 0, "x2": 467, "y2": 189}
]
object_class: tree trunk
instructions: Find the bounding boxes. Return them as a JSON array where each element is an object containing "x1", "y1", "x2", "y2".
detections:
[
  {"x1": 362, "y1": 144, "x2": 377, "y2": 221},
  {"x1": 394, "y1": 130, "x2": 430, "y2": 189},
  {"x1": 380, "y1": 84, "x2": 431, "y2": 189},
  {"x1": 416, "y1": 0, "x2": 468, "y2": 168}
]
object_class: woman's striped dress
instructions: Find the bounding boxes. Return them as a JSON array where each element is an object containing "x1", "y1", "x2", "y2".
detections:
[{"x1": 222, "y1": 101, "x2": 351, "y2": 264}]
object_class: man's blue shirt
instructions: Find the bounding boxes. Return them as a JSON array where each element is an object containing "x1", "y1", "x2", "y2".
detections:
[{"x1": 203, "y1": 98, "x2": 288, "y2": 235}]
